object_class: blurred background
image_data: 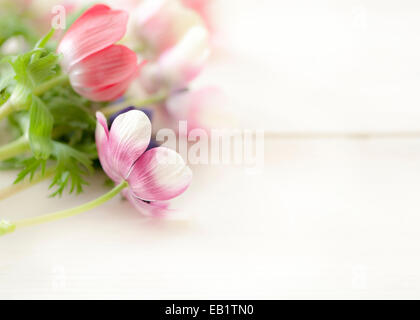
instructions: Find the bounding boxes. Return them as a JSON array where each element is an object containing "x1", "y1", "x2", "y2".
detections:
[
  {"x1": 1, "y1": 0, "x2": 420, "y2": 299},
  {"x1": 3, "y1": 0, "x2": 420, "y2": 132},
  {"x1": 203, "y1": 0, "x2": 420, "y2": 132}
]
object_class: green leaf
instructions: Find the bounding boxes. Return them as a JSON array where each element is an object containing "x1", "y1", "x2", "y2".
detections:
[
  {"x1": 35, "y1": 29, "x2": 55, "y2": 50},
  {"x1": 0, "y1": 157, "x2": 25, "y2": 170},
  {"x1": 45, "y1": 88, "x2": 95, "y2": 131},
  {"x1": 12, "y1": 141, "x2": 94, "y2": 197},
  {"x1": 0, "y1": 89, "x2": 10, "y2": 106},
  {"x1": 27, "y1": 51, "x2": 60, "y2": 87},
  {"x1": 13, "y1": 157, "x2": 46, "y2": 184},
  {"x1": 8, "y1": 50, "x2": 38, "y2": 88},
  {"x1": 0, "y1": 61, "x2": 15, "y2": 93},
  {"x1": 0, "y1": 60, "x2": 15, "y2": 107},
  {"x1": 8, "y1": 83, "x2": 32, "y2": 110},
  {"x1": 42, "y1": 85, "x2": 96, "y2": 147},
  {"x1": 5, "y1": 47, "x2": 60, "y2": 110},
  {"x1": 28, "y1": 96, "x2": 53, "y2": 160},
  {"x1": 49, "y1": 142, "x2": 93, "y2": 197}
]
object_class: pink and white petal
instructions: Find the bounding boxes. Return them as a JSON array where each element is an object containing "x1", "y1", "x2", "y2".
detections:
[
  {"x1": 95, "y1": 111, "x2": 109, "y2": 144},
  {"x1": 108, "y1": 110, "x2": 152, "y2": 179},
  {"x1": 58, "y1": 4, "x2": 129, "y2": 70},
  {"x1": 127, "y1": 147, "x2": 192, "y2": 201},
  {"x1": 166, "y1": 86, "x2": 228, "y2": 134},
  {"x1": 158, "y1": 26, "x2": 210, "y2": 89},
  {"x1": 181, "y1": 0, "x2": 214, "y2": 32},
  {"x1": 135, "y1": 0, "x2": 174, "y2": 54},
  {"x1": 138, "y1": 63, "x2": 163, "y2": 93},
  {"x1": 69, "y1": 45, "x2": 138, "y2": 89},
  {"x1": 95, "y1": 112, "x2": 121, "y2": 183},
  {"x1": 123, "y1": 189, "x2": 170, "y2": 217},
  {"x1": 136, "y1": 0, "x2": 205, "y2": 56},
  {"x1": 73, "y1": 65, "x2": 139, "y2": 101}
]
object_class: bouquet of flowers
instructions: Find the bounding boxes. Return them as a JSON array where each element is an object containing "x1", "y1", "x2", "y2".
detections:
[{"x1": 0, "y1": 0, "x2": 218, "y2": 236}]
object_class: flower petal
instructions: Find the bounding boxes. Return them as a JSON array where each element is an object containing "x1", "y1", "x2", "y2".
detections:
[
  {"x1": 166, "y1": 86, "x2": 228, "y2": 134},
  {"x1": 109, "y1": 107, "x2": 154, "y2": 127},
  {"x1": 68, "y1": 45, "x2": 138, "y2": 90},
  {"x1": 127, "y1": 147, "x2": 192, "y2": 201},
  {"x1": 123, "y1": 189, "x2": 170, "y2": 216},
  {"x1": 135, "y1": 0, "x2": 204, "y2": 56},
  {"x1": 108, "y1": 110, "x2": 152, "y2": 179},
  {"x1": 160, "y1": 26, "x2": 209, "y2": 84},
  {"x1": 140, "y1": 26, "x2": 210, "y2": 92},
  {"x1": 73, "y1": 64, "x2": 139, "y2": 102},
  {"x1": 58, "y1": 4, "x2": 129, "y2": 70},
  {"x1": 95, "y1": 112, "x2": 121, "y2": 183},
  {"x1": 181, "y1": 0, "x2": 214, "y2": 33}
]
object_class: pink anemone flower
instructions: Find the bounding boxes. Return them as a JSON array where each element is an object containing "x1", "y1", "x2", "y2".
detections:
[
  {"x1": 96, "y1": 110, "x2": 192, "y2": 216},
  {"x1": 58, "y1": 4, "x2": 141, "y2": 102},
  {"x1": 135, "y1": 0, "x2": 205, "y2": 57},
  {"x1": 166, "y1": 87, "x2": 231, "y2": 136},
  {"x1": 140, "y1": 25, "x2": 210, "y2": 93}
]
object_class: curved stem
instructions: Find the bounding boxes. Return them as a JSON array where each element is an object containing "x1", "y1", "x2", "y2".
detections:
[
  {"x1": 0, "y1": 167, "x2": 55, "y2": 201},
  {"x1": 33, "y1": 74, "x2": 69, "y2": 96},
  {"x1": 0, "y1": 136, "x2": 30, "y2": 161},
  {"x1": 0, "y1": 181, "x2": 128, "y2": 236},
  {"x1": 0, "y1": 100, "x2": 14, "y2": 121},
  {"x1": 100, "y1": 91, "x2": 168, "y2": 117}
]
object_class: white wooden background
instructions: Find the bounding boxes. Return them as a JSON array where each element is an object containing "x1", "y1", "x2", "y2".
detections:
[{"x1": 1, "y1": 0, "x2": 420, "y2": 299}]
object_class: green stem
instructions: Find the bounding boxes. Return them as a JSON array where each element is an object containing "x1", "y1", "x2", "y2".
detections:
[
  {"x1": 0, "y1": 136, "x2": 30, "y2": 161},
  {"x1": 100, "y1": 91, "x2": 168, "y2": 117},
  {"x1": 33, "y1": 74, "x2": 69, "y2": 96},
  {"x1": 0, "y1": 99, "x2": 14, "y2": 121},
  {"x1": 0, "y1": 167, "x2": 55, "y2": 201},
  {"x1": 0, "y1": 181, "x2": 128, "y2": 236}
]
